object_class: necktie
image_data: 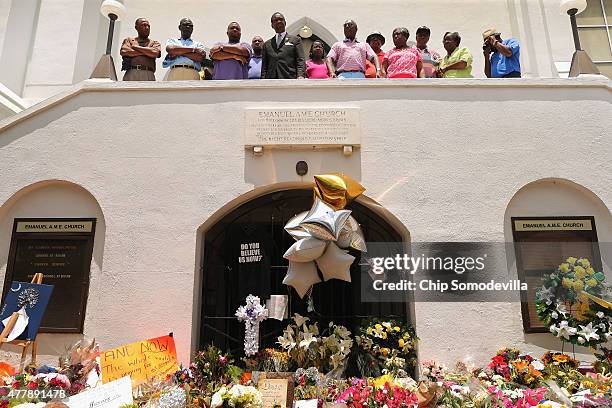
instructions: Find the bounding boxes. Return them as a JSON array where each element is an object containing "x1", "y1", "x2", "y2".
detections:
[{"x1": 276, "y1": 34, "x2": 283, "y2": 47}]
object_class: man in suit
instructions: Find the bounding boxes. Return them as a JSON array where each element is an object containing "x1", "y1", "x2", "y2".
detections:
[{"x1": 261, "y1": 12, "x2": 305, "y2": 79}]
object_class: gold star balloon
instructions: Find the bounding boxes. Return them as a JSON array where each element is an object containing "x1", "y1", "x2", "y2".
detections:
[{"x1": 313, "y1": 173, "x2": 366, "y2": 210}]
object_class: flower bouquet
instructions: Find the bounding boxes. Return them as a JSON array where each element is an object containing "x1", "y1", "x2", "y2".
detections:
[
  {"x1": 277, "y1": 314, "x2": 352, "y2": 375},
  {"x1": 486, "y1": 348, "x2": 544, "y2": 387},
  {"x1": 336, "y1": 377, "x2": 418, "y2": 408},
  {"x1": 211, "y1": 384, "x2": 263, "y2": 408},
  {"x1": 355, "y1": 319, "x2": 417, "y2": 377}
]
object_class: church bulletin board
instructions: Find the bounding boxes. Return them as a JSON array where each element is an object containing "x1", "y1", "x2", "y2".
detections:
[
  {"x1": 511, "y1": 216, "x2": 600, "y2": 333},
  {"x1": 2, "y1": 218, "x2": 96, "y2": 333}
]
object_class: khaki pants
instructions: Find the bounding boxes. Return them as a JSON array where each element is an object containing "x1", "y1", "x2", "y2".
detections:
[
  {"x1": 166, "y1": 67, "x2": 200, "y2": 81},
  {"x1": 123, "y1": 69, "x2": 156, "y2": 81}
]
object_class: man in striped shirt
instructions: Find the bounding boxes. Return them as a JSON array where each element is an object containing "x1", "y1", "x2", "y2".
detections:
[{"x1": 326, "y1": 20, "x2": 381, "y2": 79}]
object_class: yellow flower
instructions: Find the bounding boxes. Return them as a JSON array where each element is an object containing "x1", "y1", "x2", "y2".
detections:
[
  {"x1": 393, "y1": 326, "x2": 400, "y2": 332},
  {"x1": 398, "y1": 339, "x2": 405, "y2": 348},
  {"x1": 372, "y1": 374, "x2": 394, "y2": 389},
  {"x1": 562, "y1": 277, "x2": 573, "y2": 288},
  {"x1": 586, "y1": 267, "x2": 595, "y2": 275},
  {"x1": 559, "y1": 263, "x2": 571, "y2": 273},
  {"x1": 587, "y1": 278, "x2": 598, "y2": 287},
  {"x1": 381, "y1": 347, "x2": 390, "y2": 356},
  {"x1": 565, "y1": 257, "x2": 577, "y2": 265},
  {"x1": 578, "y1": 258, "x2": 590, "y2": 268},
  {"x1": 382, "y1": 332, "x2": 387, "y2": 339},
  {"x1": 573, "y1": 280, "x2": 584, "y2": 292},
  {"x1": 375, "y1": 324, "x2": 383, "y2": 330},
  {"x1": 574, "y1": 266, "x2": 586, "y2": 280},
  {"x1": 553, "y1": 354, "x2": 569, "y2": 363}
]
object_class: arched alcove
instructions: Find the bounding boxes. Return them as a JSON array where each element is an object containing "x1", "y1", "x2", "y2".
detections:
[
  {"x1": 286, "y1": 17, "x2": 339, "y2": 57},
  {"x1": 0, "y1": 180, "x2": 106, "y2": 358},
  {"x1": 193, "y1": 187, "x2": 412, "y2": 363},
  {"x1": 503, "y1": 178, "x2": 611, "y2": 352}
]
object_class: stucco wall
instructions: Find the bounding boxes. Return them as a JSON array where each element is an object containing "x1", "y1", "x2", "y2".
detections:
[{"x1": 0, "y1": 79, "x2": 610, "y2": 366}]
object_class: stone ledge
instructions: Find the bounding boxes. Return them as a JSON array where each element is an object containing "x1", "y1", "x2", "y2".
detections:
[{"x1": 1, "y1": 76, "x2": 610, "y2": 133}]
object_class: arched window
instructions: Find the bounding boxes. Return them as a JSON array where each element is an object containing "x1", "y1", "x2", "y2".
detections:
[{"x1": 199, "y1": 189, "x2": 410, "y2": 357}]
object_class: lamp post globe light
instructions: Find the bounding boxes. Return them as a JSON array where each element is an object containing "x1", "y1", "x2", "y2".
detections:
[
  {"x1": 90, "y1": 0, "x2": 127, "y2": 81},
  {"x1": 559, "y1": 0, "x2": 600, "y2": 77}
]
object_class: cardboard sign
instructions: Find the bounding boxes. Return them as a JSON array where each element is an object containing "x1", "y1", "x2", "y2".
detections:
[
  {"x1": 62, "y1": 376, "x2": 133, "y2": 407},
  {"x1": 257, "y1": 372, "x2": 294, "y2": 408},
  {"x1": 258, "y1": 378, "x2": 289, "y2": 408},
  {"x1": 100, "y1": 335, "x2": 178, "y2": 386}
]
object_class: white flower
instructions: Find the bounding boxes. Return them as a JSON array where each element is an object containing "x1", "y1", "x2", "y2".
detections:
[
  {"x1": 551, "y1": 311, "x2": 559, "y2": 319},
  {"x1": 578, "y1": 337, "x2": 586, "y2": 344},
  {"x1": 536, "y1": 287, "x2": 554, "y2": 305},
  {"x1": 551, "y1": 320, "x2": 577, "y2": 340},
  {"x1": 531, "y1": 360, "x2": 545, "y2": 370},
  {"x1": 299, "y1": 332, "x2": 318, "y2": 349},
  {"x1": 596, "y1": 311, "x2": 605, "y2": 319},
  {"x1": 277, "y1": 331, "x2": 296, "y2": 350},
  {"x1": 211, "y1": 386, "x2": 228, "y2": 408},
  {"x1": 293, "y1": 313, "x2": 310, "y2": 327},
  {"x1": 556, "y1": 303, "x2": 569, "y2": 318},
  {"x1": 577, "y1": 322, "x2": 600, "y2": 341}
]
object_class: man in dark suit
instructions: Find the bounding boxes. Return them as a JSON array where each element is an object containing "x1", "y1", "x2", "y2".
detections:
[{"x1": 261, "y1": 12, "x2": 305, "y2": 79}]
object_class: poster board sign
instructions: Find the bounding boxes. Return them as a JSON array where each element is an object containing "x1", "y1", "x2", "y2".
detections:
[
  {"x1": 100, "y1": 335, "x2": 178, "y2": 386},
  {"x1": 62, "y1": 375, "x2": 133, "y2": 407},
  {"x1": 0, "y1": 282, "x2": 54, "y2": 340},
  {"x1": 257, "y1": 372, "x2": 294, "y2": 408}
]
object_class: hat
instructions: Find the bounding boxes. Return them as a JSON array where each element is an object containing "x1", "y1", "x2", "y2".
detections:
[
  {"x1": 366, "y1": 31, "x2": 385, "y2": 45},
  {"x1": 482, "y1": 28, "x2": 500, "y2": 40},
  {"x1": 416, "y1": 26, "x2": 431, "y2": 35}
]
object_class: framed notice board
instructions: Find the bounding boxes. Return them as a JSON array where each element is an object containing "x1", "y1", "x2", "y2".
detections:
[
  {"x1": 511, "y1": 216, "x2": 600, "y2": 333},
  {"x1": 2, "y1": 218, "x2": 96, "y2": 333}
]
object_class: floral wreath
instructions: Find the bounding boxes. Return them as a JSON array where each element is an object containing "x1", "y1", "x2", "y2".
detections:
[{"x1": 535, "y1": 257, "x2": 611, "y2": 348}]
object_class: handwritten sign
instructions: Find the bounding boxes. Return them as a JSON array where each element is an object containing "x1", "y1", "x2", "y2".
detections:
[
  {"x1": 258, "y1": 378, "x2": 289, "y2": 408},
  {"x1": 257, "y1": 372, "x2": 293, "y2": 408},
  {"x1": 62, "y1": 376, "x2": 133, "y2": 408},
  {"x1": 100, "y1": 335, "x2": 178, "y2": 386}
]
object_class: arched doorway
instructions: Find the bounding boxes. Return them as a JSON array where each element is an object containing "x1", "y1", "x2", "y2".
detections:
[{"x1": 198, "y1": 189, "x2": 410, "y2": 356}]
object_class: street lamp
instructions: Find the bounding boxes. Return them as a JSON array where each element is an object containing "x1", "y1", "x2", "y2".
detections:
[
  {"x1": 90, "y1": 0, "x2": 127, "y2": 81},
  {"x1": 559, "y1": 0, "x2": 600, "y2": 77}
]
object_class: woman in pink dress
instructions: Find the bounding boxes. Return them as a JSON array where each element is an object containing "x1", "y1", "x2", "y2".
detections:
[
  {"x1": 383, "y1": 27, "x2": 423, "y2": 78},
  {"x1": 306, "y1": 40, "x2": 330, "y2": 79}
]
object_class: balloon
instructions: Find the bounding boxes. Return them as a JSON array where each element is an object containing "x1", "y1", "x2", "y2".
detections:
[
  {"x1": 283, "y1": 261, "x2": 322, "y2": 298},
  {"x1": 300, "y1": 198, "x2": 351, "y2": 241},
  {"x1": 284, "y1": 211, "x2": 310, "y2": 241},
  {"x1": 284, "y1": 237, "x2": 328, "y2": 262},
  {"x1": 316, "y1": 243, "x2": 354, "y2": 283},
  {"x1": 313, "y1": 173, "x2": 366, "y2": 210},
  {"x1": 336, "y1": 215, "x2": 367, "y2": 252}
]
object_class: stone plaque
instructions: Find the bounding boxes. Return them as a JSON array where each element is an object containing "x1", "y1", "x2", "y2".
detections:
[
  {"x1": 3, "y1": 218, "x2": 96, "y2": 333},
  {"x1": 244, "y1": 108, "x2": 361, "y2": 146}
]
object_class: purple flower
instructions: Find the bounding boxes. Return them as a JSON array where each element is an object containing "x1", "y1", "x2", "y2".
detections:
[{"x1": 219, "y1": 356, "x2": 228, "y2": 366}]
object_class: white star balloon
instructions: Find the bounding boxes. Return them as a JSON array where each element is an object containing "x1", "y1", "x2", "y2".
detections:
[
  {"x1": 316, "y1": 243, "x2": 354, "y2": 283},
  {"x1": 284, "y1": 211, "x2": 311, "y2": 241},
  {"x1": 336, "y1": 215, "x2": 367, "y2": 252},
  {"x1": 283, "y1": 237, "x2": 328, "y2": 262},
  {"x1": 300, "y1": 198, "x2": 351, "y2": 241},
  {"x1": 283, "y1": 261, "x2": 322, "y2": 298}
]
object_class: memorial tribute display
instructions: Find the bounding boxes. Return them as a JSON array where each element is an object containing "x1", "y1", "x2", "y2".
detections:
[{"x1": 0, "y1": 177, "x2": 610, "y2": 408}]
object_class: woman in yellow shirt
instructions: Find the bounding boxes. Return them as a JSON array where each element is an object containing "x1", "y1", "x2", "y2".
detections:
[{"x1": 437, "y1": 32, "x2": 473, "y2": 78}]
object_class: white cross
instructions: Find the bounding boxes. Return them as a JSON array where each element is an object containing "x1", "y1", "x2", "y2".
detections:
[{"x1": 235, "y1": 294, "x2": 268, "y2": 356}]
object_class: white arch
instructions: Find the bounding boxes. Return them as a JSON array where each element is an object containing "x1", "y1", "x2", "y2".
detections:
[{"x1": 286, "y1": 17, "x2": 339, "y2": 47}]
